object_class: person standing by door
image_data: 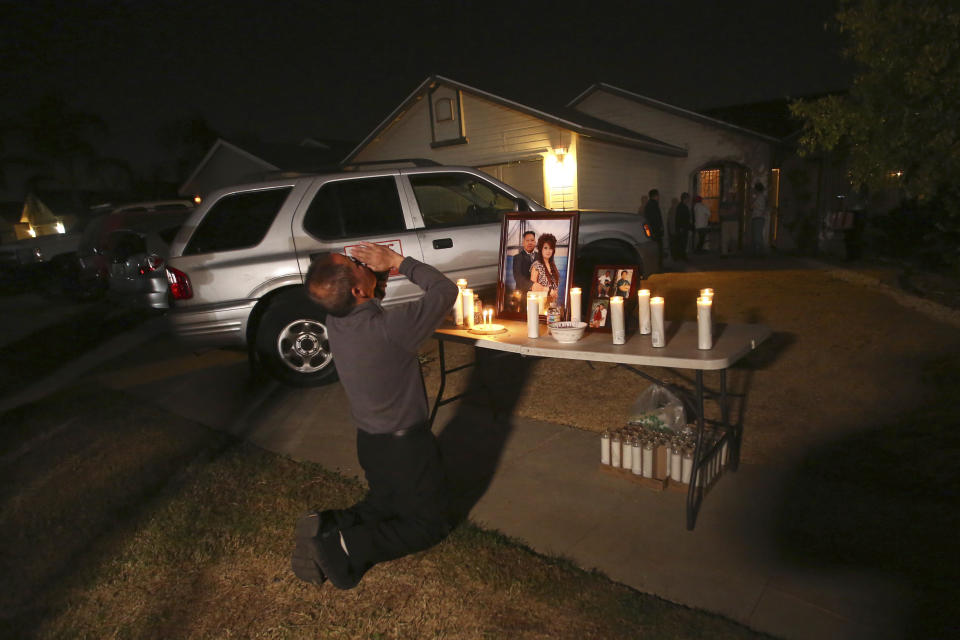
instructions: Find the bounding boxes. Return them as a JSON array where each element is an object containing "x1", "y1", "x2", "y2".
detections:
[
  {"x1": 693, "y1": 196, "x2": 711, "y2": 253},
  {"x1": 673, "y1": 192, "x2": 692, "y2": 260},
  {"x1": 644, "y1": 189, "x2": 664, "y2": 266},
  {"x1": 751, "y1": 182, "x2": 768, "y2": 256}
]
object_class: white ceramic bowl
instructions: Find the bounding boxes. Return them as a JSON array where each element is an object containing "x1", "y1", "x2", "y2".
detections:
[{"x1": 548, "y1": 321, "x2": 587, "y2": 343}]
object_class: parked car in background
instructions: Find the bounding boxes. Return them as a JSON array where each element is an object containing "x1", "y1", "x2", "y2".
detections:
[
  {"x1": 73, "y1": 200, "x2": 194, "y2": 305},
  {"x1": 0, "y1": 230, "x2": 83, "y2": 291},
  {"x1": 165, "y1": 165, "x2": 657, "y2": 387}
]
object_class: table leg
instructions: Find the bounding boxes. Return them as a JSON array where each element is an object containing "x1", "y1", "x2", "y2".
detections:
[
  {"x1": 686, "y1": 369, "x2": 706, "y2": 530},
  {"x1": 428, "y1": 340, "x2": 448, "y2": 429}
]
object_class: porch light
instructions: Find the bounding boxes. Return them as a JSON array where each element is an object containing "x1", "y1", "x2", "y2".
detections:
[
  {"x1": 27, "y1": 226, "x2": 37, "y2": 238},
  {"x1": 55, "y1": 220, "x2": 65, "y2": 234},
  {"x1": 193, "y1": 195, "x2": 202, "y2": 204}
]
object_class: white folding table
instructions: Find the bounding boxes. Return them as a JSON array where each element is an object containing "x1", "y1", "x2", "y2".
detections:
[{"x1": 430, "y1": 320, "x2": 771, "y2": 529}]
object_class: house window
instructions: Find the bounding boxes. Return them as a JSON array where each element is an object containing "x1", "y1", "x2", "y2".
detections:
[{"x1": 435, "y1": 98, "x2": 454, "y2": 122}]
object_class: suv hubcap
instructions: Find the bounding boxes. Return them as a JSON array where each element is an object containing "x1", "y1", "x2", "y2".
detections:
[{"x1": 277, "y1": 319, "x2": 332, "y2": 373}]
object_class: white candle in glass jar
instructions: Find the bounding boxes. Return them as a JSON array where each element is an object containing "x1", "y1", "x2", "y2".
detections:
[
  {"x1": 622, "y1": 435, "x2": 633, "y2": 469},
  {"x1": 610, "y1": 296, "x2": 625, "y2": 344},
  {"x1": 697, "y1": 295, "x2": 713, "y2": 350},
  {"x1": 454, "y1": 279, "x2": 467, "y2": 324},
  {"x1": 650, "y1": 296, "x2": 665, "y2": 347},
  {"x1": 463, "y1": 288, "x2": 474, "y2": 329},
  {"x1": 681, "y1": 450, "x2": 693, "y2": 484},
  {"x1": 570, "y1": 287, "x2": 582, "y2": 324},
  {"x1": 601, "y1": 432, "x2": 611, "y2": 465},
  {"x1": 638, "y1": 289, "x2": 651, "y2": 334},
  {"x1": 526, "y1": 292, "x2": 540, "y2": 338},
  {"x1": 631, "y1": 440, "x2": 642, "y2": 475},
  {"x1": 611, "y1": 434, "x2": 621, "y2": 468},
  {"x1": 670, "y1": 447, "x2": 682, "y2": 482},
  {"x1": 642, "y1": 442, "x2": 654, "y2": 478}
]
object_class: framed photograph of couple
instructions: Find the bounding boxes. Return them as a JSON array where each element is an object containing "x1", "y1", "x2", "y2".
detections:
[
  {"x1": 496, "y1": 212, "x2": 579, "y2": 319},
  {"x1": 588, "y1": 264, "x2": 639, "y2": 331}
]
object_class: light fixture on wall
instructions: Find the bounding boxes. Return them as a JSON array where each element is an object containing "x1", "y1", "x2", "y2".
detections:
[{"x1": 55, "y1": 220, "x2": 65, "y2": 234}]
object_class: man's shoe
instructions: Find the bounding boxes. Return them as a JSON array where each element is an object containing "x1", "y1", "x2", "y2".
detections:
[
  {"x1": 314, "y1": 514, "x2": 361, "y2": 590},
  {"x1": 291, "y1": 511, "x2": 326, "y2": 585}
]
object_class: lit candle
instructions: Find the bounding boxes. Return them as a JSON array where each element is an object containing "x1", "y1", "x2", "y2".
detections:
[
  {"x1": 700, "y1": 287, "x2": 714, "y2": 300},
  {"x1": 601, "y1": 431, "x2": 611, "y2": 465},
  {"x1": 570, "y1": 287, "x2": 582, "y2": 324},
  {"x1": 638, "y1": 289, "x2": 651, "y2": 334},
  {"x1": 463, "y1": 288, "x2": 474, "y2": 329},
  {"x1": 483, "y1": 309, "x2": 493, "y2": 327},
  {"x1": 611, "y1": 432, "x2": 621, "y2": 468},
  {"x1": 622, "y1": 434, "x2": 633, "y2": 470},
  {"x1": 697, "y1": 295, "x2": 713, "y2": 350},
  {"x1": 454, "y1": 279, "x2": 467, "y2": 325},
  {"x1": 526, "y1": 292, "x2": 540, "y2": 338},
  {"x1": 681, "y1": 449, "x2": 693, "y2": 484},
  {"x1": 650, "y1": 296, "x2": 665, "y2": 347},
  {"x1": 610, "y1": 296, "x2": 625, "y2": 344}
]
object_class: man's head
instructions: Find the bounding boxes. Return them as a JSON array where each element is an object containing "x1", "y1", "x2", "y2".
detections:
[
  {"x1": 620, "y1": 270, "x2": 628, "y2": 278},
  {"x1": 649, "y1": 189, "x2": 659, "y2": 200},
  {"x1": 305, "y1": 253, "x2": 379, "y2": 316},
  {"x1": 522, "y1": 230, "x2": 536, "y2": 253},
  {"x1": 681, "y1": 192, "x2": 689, "y2": 203}
]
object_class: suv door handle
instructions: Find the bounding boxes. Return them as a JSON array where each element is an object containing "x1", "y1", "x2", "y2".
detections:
[{"x1": 432, "y1": 238, "x2": 453, "y2": 249}]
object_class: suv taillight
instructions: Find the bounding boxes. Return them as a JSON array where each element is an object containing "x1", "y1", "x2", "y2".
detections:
[
  {"x1": 166, "y1": 265, "x2": 193, "y2": 299},
  {"x1": 139, "y1": 254, "x2": 165, "y2": 275},
  {"x1": 642, "y1": 223, "x2": 652, "y2": 238}
]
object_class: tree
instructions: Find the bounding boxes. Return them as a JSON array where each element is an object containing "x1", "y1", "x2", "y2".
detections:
[{"x1": 790, "y1": 0, "x2": 960, "y2": 267}]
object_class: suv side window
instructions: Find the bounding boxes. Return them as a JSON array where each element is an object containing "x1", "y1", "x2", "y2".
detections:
[
  {"x1": 409, "y1": 173, "x2": 518, "y2": 228},
  {"x1": 183, "y1": 188, "x2": 292, "y2": 255},
  {"x1": 303, "y1": 177, "x2": 405, "y2": 239}
]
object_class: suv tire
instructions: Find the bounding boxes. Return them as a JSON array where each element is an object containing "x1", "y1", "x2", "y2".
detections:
[{"x1": 255, "y1": 290, "x2": 338, "y2": 387}]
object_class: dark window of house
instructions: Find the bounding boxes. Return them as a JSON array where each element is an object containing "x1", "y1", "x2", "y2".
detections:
[
  {"x1": 303, "y1": 177, "x2": 405, "y2": 239},
  {"x1": 183, "y1": 188, "x2": 291, "y2": 255},
  {"x1": 409, "y1": 173, "x2": 517, "y2": 228}
]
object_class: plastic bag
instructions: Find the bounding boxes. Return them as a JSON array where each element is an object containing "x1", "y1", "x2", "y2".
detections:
[{"x1": 627, "y1": 384, "x2": 686, "y2": 434}]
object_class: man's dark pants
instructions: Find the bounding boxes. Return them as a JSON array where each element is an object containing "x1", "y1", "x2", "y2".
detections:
[{"x1": 334, "y1": 426, "x2": 449, "y2": 578}]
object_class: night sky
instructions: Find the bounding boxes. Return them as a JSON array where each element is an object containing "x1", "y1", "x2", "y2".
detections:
[{"x1": 2, "y1": 0, "x2": 852, "y2": 171}]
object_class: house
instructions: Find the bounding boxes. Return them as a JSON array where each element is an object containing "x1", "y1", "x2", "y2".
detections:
[
  {"x1": 344, "y1": 75, "x2": 783, "y2": 253},
  {"x1": 179, "y1": 137, "x2": 356, "y2": 201}
]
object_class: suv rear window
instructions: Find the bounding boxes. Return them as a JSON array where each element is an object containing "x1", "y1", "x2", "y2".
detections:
[
  {"x1": 303, "y1": 177, "x2": 405, "y2": 239},
  {"x1": 183, "y1": 188, "x2": 291, "y2": 255}
]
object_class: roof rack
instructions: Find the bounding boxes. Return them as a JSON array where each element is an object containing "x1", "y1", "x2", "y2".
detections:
[{"x1": 340, "y1": 158, "x2": 441, "y2": 168}]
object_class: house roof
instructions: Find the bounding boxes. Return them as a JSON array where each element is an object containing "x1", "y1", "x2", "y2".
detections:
[
  {"x1": 568, "y1": 83, "x2": 783, "y2": 144},
  {"x1": 343, "y1": 75, "x2": 688, "y2": 163}
]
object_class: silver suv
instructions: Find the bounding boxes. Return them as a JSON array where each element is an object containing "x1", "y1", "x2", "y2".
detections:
[{"x1": 166, "y1": 165, "x2": 657, "y2": 386}]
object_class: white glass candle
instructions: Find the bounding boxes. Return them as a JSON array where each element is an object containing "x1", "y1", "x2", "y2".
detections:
[
  {"x1": 642, "y1": 442, "x2": 654, "y2": 478},
  {"x1": 650, "y1": 296, "x2": 665, "y2": 347},
  {"x1": 601, "y1": 432, "x2": 611, "y2": 465},
  {"x1": 631, "y1": 440, "x2": 642, "y2": 475},
  {"x1": 570, "y1": 287, "x2": 581, "y2": 324},
  {"x1": 463, "y1": 288, "x2": 474, "y2": 329},
  {"x1": 622, "y1": 434, "x2": 632, "y2": 469},
  {"x1": 670, "y1": 447, "x2": 682, "y2": 482},
  {"x1": 526, "y1": 292, "x2": 539, "y2": 338},
  {"x1": 611, "y1": 434, "x2": 621, "y2": 468},
  {"x1": 681, "y1": 450, "x2": 693, "y2": 484},
  {"x1": 700, "y1": 287, "x2": 714, "y2": 300},
  {"x1": 609, "y1": 296, "x2": 625, "y2": 344},
  {"x1": 638, "y1": 289, "x2": 651, "y2": 334},
  {"x1": 697, "y1": 296, "x2": 713, "y2": 350},
  {"x1": 454, "y1": 279, "x2": 467, "y2": 325}
]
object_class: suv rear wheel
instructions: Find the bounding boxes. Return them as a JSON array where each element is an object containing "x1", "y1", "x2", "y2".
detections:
[{"x1": 254, "y1": 290, "x2": 338, "y2": 387}]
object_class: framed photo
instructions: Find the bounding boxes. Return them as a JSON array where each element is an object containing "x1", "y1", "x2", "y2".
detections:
[
  {"x1": 497, "y1": 212, "x2": 580, "y2": 319},
  {"x1": 587, "y1": 264, "x2": 639, "y2": 331}
]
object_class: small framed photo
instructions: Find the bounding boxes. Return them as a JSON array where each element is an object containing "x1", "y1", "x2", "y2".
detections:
[
  {"x1": 587, "y1": 264, "x2": 639, "y2": 330},
  {"x1": 497, "y1": 212, "x2": 580, "y2": 319}
]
